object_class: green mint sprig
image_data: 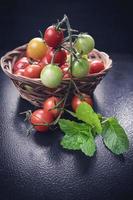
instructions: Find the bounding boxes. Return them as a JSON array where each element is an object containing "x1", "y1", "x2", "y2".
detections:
[{"x1": 58, "y1": 102, "x2": 129, "y2": 157}]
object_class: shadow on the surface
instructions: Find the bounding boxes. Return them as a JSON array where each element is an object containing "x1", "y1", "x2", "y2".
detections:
[
  {"x1": 15, "y1": 97, "x2": 35, "y2": 116},
  {"x1": 13, "y1": 97, "x2": 36, "y2": 134},
  {"x1": 14, "y1": 96, "x2": 97, "y2": 174},
  {"x1": 112, "y1": 153, "x2": 125, "y2": 162},
  {"x1": 74, "y1": 151, "x2": 97, "y2": 175},
  {"x1": 57, "y1": 142, "x2": 97, "y2": 175},
  {"x1": 33, "y1": 130, "x2": 59, "y2": 147}
]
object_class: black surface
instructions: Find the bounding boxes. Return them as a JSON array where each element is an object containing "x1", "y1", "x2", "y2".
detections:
[
  {"x1": 0, "y1": 53, "x2": 133, "y2": 200},
  {"x1": 0, "y1": 0, "x2": 133, "y2": 53}
]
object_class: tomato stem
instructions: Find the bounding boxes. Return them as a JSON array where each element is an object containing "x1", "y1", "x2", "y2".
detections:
[
  {"x1": 52, "y1": 80, "x2": 72, "y2": 125},
  {"x1": 48, "y1": 98, "x2": 64, "y2": 111},
  {"x1": 51, "y1": 48, "x2": 60, "y2": 65},
  {"x1": 52, "y1": 14, "x2": 82, "y2": 124},
  {"x1": 71, "y1": 79, "x2": 82, "y2": 95},
  {"x1": 38, "y1": 30, "x2": 44, "y2": 40},
  {"x1": 62, "y1": 34, "x2": 79, "y2": 44},
  {"x1": 56, "y1": 15, "x2": 67, "y2": 30},
  {"x1": 64, "y1": 15, "x2": 73, "y2": 74}
]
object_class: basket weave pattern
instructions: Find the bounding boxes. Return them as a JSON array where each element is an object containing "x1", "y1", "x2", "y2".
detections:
[{"x1": 1, "y1": 44, "x2": 112, "y2": 107}]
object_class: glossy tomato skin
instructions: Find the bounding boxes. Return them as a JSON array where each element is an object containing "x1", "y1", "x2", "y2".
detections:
[
  {"x1": 26, "y1": 38, "x2": 48, "y2": 61},
  {"x1": 43, "y1": 96, "x2": 61, "y2": 118},
  {"x1": 89, "y1": 60, "x2": 104, "y2": 74},
  {"x1": 14, "y1": 68, "x2": 25, "y2": 76},
  {"x1": 44, "y1": 48, "x2": 67, "y2": 66},
  {"x1": 71, "y1": 93, "x2": 93, "y2": 112},
  {"x1": 44, "y1": 26, "x2": 64, "y2": 48},
  {"x1": 13, "y1": 57, "x2": 29, "y2": 72},
  {"x1": 72, "y1": 58, "x2": 89, "y2": 78},
  {"x1": 40, "y1": 64, "x2": 63, "y2": 88},
  {"x1": 30, "y1": 109, "x2": 54, "y2": 132},
  {"x1": 74, "y1": 34, "x2": 95, "y2": 55},
  {"x1": 24, "y1": 64, "x2": 43, "y2": 78}
]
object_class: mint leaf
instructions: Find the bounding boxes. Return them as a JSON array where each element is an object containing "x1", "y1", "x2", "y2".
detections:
[
  {"x1": 102, "y1": 117, "x2": 129, "y2": 155},
  {"x1": 61, "y1": 134, "x2": 86, "y2": 150},
  {"x1": 59, "y1": 119, "x2": 91, "y2": 137},
  {"x1": 59, "y1": 119, "x2": 96, "y2": 156},
  {"x1": 80, "y1": 136, "x2": 96, "y2": 156},
  {"x1": 76, "y1": 102, "x2": 102, "y2": 134}
]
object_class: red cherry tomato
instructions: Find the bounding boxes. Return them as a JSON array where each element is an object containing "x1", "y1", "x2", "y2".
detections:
[
  {"x1": 13, "y1": 57, "x2": 29, "y2": 72},
  {"x1": 61, "y1": 63, "x2": 70, "y2": 78},
  {"x1": 24, "y1": 64, "x2": 43, "y2": 78},
  {"x1": 43, "y1": 96, "x2": 61, "y2": 118},
  {"x1": 38, "y1": 62, "x2": 45, "y2": 69},
  {"x1": 44, "y1": 26, "x2": 64, "y2": 48},
  {"x1": 89, "y1": 60, "x2": 104, "y2": 74},
  {"x1": 14, "y1": 68, "x2": 25, "y2": 76},
  {"x1": 64, "y1": 73, "x2": 70, "y2": 78},
  {"x1": 43, "y1": 48, "x2": 67, "y2": 66},
  {"x1": 71, "y1": 93, "x2": 93, "y2": 112},
  {"x1": 30, "y1": 109, "x2": 54, "y2": 132},
  {"x1": 61, "y1": 63, "x2": 69, "y2": 70},
  {"x1": 41, "y1": 56, "x2": 49, "y2": 66}
]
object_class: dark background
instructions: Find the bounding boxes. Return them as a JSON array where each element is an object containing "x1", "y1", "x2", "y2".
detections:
[
  {"x1": 0, "y1": 0, "x2": 133, "y2": 54},
  {"x1": 0, "y1": 1, "x2": 133, "y2": 200}
]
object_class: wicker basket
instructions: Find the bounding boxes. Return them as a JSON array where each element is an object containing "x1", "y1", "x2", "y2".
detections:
[{"x1": 0, "y1": 44, "x2": 112, "y2": 107}]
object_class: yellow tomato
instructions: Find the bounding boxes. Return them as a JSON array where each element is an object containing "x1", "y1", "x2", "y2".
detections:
[{"x1": 26, "y1": 37, "x2": 48, "y2": 61}]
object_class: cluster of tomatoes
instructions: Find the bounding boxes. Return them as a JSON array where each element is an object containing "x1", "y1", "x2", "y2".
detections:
[
  {"x1": 30, "y1": 94, "x2": 93, "y2": 132},
  {"x1": 13, "y1": 25, "x2": 105, "y2": 89},
  {"x1": 13, "y1": 21, "x2": 105, "y2": 132}
]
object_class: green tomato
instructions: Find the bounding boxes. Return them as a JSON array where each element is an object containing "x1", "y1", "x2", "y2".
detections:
[
  {"x1": 74, "y1": 34, "x2": 95, "y2": 55},
  {"x1": 40, "y1": 64, "x2": 63, "y2": 88},
  {"x1": 72, "y1": 58, "x2": 89, "y2": 78}
]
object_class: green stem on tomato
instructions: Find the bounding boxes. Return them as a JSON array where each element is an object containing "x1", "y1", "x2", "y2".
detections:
[
  {"x1": 48, "y1": 98, "x2": 65, "y2": 111},
  {"x1": 52, "y1": 80, "x2": 72, "y2": 125},
  {"x1": 61, "y1": 45, "x2": 78, "y2": 59},
  {"x1": 52, "y1": 14, "x2": 76, "y2": 126},
  {"x1": 62, "y1": 34, "x2": 79, "y2": 44},
  {"x1": 71, "y1": 79, "x2": 82, "y2": 95},
  {"x1": 64, "y1": 14, "x2": 73, "y2": 74},
  {"x1": 56, "y1": 15, "x2": 67, "y2": 30},
  {"x1": 38, "y1": 30, "x2": 44, "y2": 40},
  {"x1": 51, "y1": 48, "x2": 60, "y2": 65}
]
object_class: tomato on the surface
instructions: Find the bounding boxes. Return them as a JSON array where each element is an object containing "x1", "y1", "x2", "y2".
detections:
[
  {"x1": 24, "y1": 64, "x2": 43, "y2": 78},
  {"x1": 13, "y1": 57, "x2": 29, "y2": 72},
  {"x1": 30, "y1": 109, "x2": 54, "y2": 132},
  {"x1": 72, "y1": 58, "x2": 89, "y2": 78},
  {"x1": 40, "y1": 64, "x2": 63, "y2": 88},
  {"x1": 14, "y1": 68, "x2": 25, "y2": 76},
  {"x1": 74, "y1": 34, "x2": 95, "y2": 55},
  {"x1": 44, "y1": 26, "x2": 64, "y2": 48},
  {"x1": 43, "y1": 96, "x2": 61, "y2": 118},
  {"x1": 71, "y1": 93, "x2": 93, "y2": 112},
  {"x1": 44, "y1": 48, "x2": 67, "y2": 66},
  {"x1": 89, "y1": 60, "x2": 104, "y2": 74},
  {"x1": 26, "y1": 38, "x2": 48, "y2": 61}
]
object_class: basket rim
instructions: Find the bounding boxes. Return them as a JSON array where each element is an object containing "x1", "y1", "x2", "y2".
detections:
[{"x1": 0, "y1": 44, "x2": 112, "y2": 85}]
